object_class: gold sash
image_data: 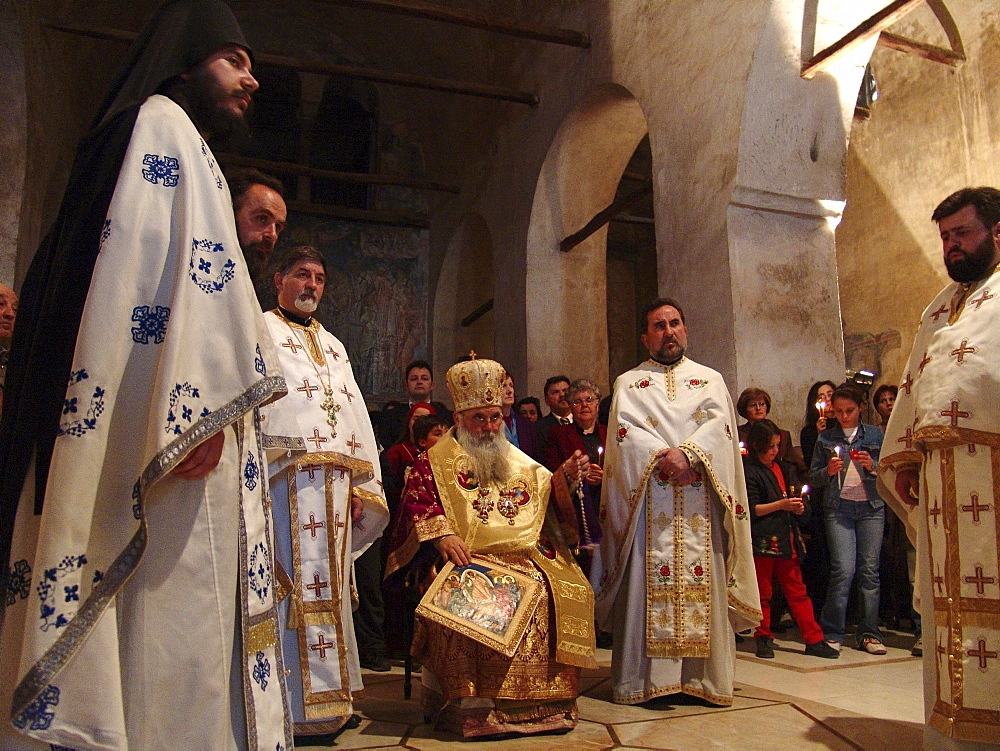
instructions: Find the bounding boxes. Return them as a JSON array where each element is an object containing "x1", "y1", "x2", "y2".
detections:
[{"x1": 427, "y1": 433, "x2": 597, "y2": 668}]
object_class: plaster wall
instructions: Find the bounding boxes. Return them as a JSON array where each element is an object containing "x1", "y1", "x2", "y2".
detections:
[
  {"x1": 453, "y1": 0, "x2": 879, "y2": 432},
  {"x1": 729, "y1": 0, "x2": 877, "y2": 435},
  {"x1": 837, "y1": 1, "x2": 1000, "y2": 403}
]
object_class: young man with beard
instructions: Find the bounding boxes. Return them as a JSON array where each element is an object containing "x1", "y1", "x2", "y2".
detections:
[
  {"x1": 0, "y1": 2, "x2": 291, "y2": 748},
  {"x1": 229, "y1": 167, "x2": 288, "y2": 309},
  {"x1": 597, "y1": 298, "x2": 760, "y2": 708},
  {"x1": 385, "y1": 356, "x2": 597, "y2": 738},
  {"x1": 878, "y1": 187, "x2": 1000, "y2": 746}
]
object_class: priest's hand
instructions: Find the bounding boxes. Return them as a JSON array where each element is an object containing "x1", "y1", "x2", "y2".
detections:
[
  {"x1": 895, "y1": 467, "x2": 920, "y2": 507},
  {"x1": 435, "y1": 534, "x2": 471, "y2": 566},
  {"x1": 655, "y1": 448, "x2": 694, "y2": 485},
  {"x1": 351, "y1": 494, "x2": 364, "y2": 522},
  {"x1": 173, "y1": 430, "x2": 225, "y2": 479}
]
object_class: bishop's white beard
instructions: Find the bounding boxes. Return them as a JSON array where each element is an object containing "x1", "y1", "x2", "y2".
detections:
[{"x1": 455, "y1": 423, "x2": 512, "y2": 487}]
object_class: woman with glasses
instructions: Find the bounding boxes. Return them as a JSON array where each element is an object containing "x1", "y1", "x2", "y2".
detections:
[
  {"x1": 544, "y1": 379, "x2": 606, "y2": 576},
  {"x1": 736, "y1": 388, "x2": 802, "y2": 472}
]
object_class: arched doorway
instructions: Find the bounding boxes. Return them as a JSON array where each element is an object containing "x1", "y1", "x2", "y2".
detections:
[
  {"x1": 433, "y1": 213, "x2": 495, "y2": 382},
  {"x1": 524, "y1": 84, "x2": 649, "y2": 396}
]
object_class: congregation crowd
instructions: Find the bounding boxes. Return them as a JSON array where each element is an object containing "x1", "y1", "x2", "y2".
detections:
[{"x1": 0, "y1": 1, "x2": 998, "y2": 749}]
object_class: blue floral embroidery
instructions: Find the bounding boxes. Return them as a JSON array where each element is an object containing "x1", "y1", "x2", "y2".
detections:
[
  {"x1": 252, "y1": 651, "x2": 270, "y2": 691},
  {"x1": 13, "y1": 685, "x2": 60, "y2": 731},
  {"x1": 247, "y1": 542, "x2": 271, "y2": 603},
  {"x1": 165, "y1": 382, "x2": 204, "y2": 436},
  {"x1": 131, "y1": 305, "x2": 171, "y2": 344},
  {"x1": 244, "y1": 451, "x2": 259, "y2": 491},
  {"x1": 37, "y1": 555, "x2": 87, "y2": 632},
  {"x1": 141, "y1": 154, "x2": 179, "y2": 186},
  {"x1": 6, "y1": 559, "x2": 31, "y2": 606},
  {"x1": 58, "y1": 370, "x2": 105, "y2": 438},
  {"x1": 255, "y1": 344, "x2": 266, "y2": 376},
  {"x1": 189, "y1": 238, "x2": 236, "y2": 294}
]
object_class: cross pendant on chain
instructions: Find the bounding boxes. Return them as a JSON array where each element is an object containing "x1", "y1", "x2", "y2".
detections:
[{"x1": 319, "y1": 388, "x2": 341, "y2": 437}]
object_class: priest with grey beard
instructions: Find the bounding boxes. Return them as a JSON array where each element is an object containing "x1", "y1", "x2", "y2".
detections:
[{"x1": 384, "y1": 355, "x2": 598, "y2": 739}]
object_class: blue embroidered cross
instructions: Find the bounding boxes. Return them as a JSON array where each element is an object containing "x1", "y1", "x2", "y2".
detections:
[
  {"x1": 252, "y1": 651, "x2": 270, "y2": 691},
  {"x1": 245, "y1": 451, "x2": 259, "y2": 491},
  {"x1": 6, "y1": 559, "x2": 31, "y2": 606},
  {"x1": 141, "y1": 154, "x2": 179, "y2": 186},
  {"x1": 131, "y1": 305, "x2": 171, "y2": 345},
  {"x1": 13, "y1": 684, "x2": 60, "y2": 731},
  {"x1": 247, "y1": 542, "x2": 271, "y2": 603}
]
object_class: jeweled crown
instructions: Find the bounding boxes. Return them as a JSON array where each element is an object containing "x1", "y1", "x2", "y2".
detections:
[{"x1": 446, "y1": 353, "x2": 506, "y2": 413}]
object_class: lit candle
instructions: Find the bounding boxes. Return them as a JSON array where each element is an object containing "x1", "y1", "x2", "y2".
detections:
[
  {"x1": 801, "y1": 484, "x2": 810, "y2": 497},
  {"x1": 597, "y1": 445, "x2": 604, "y2": 467},
  {"x1": 739, "y1": 441, "x2": 748, "y2": 456}
]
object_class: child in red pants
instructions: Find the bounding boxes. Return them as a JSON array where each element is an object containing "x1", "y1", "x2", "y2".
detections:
[{"x1": 743, "y1": 420, "x2": 838, "y2": 659}]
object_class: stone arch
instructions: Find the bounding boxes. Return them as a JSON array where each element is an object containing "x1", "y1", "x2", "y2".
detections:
[
  {"x1": 524, "y1": 84, "x2": 648, "y2": 396},
  {"x1": 433, "y1": 213, "x2": 494, "y2": 384}
]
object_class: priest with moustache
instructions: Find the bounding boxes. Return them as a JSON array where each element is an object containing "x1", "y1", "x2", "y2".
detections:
[
  {"x1": 878, "y1": 187, "x2": 1000, "y2": 746},
  {"x1": 260, "y1": 245, "x2": 388, "y2": 744},
  {"x1": 597, "y1": 298, "x2": 759, "y2": 708},
  {"x1": 385, "y1": 355, "x2": 597, "y2": 738},
  {"x1": 0, "y1": 2, "x2": 291, "y2": 748}
]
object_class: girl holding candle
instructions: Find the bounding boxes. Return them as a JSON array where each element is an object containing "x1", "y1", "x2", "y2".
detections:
[
  {"x1": 808, "y1": 385, "x2": 886, "y2": 655},
  {"x1": 744, "y1": 420, "x2": 838, "y2": 659}
]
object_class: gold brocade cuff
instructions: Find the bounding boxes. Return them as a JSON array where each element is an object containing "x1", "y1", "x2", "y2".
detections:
[
  {"x1": 678, "y1": 444, "x2": 700, "y2": 469},
  {"x1": 414, "y1": 514, "x2": 455, "y2": 543}
]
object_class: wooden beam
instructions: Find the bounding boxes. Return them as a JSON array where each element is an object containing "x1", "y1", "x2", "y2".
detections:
[
  {"x1": 216, "y1": 152, "x2": 460, "y2": 194},
  {"x1": 43, "y1": 20, "x2": 539, "y2": 105},
  {"x1": 316, "y1": 0, "x2": 590, "y2": 48},
  {"x1": 801, "y1": 0, "x2": 924, "y2": 79},
  {"x1": 258, "y1": 50, "x2": 538, "y2": 105},
  {"x1": 285, "y1": 199, "x2": 429, "y2": 228},
  {"x1": 460, "y1": 298, "x2": 494, "y2": 327},
  {"x1": 877, "y1": 31, "x2": 964, "y2": 65},
  {"x1": 560, "y1": 184, "x2": 654, "y2": 252}
]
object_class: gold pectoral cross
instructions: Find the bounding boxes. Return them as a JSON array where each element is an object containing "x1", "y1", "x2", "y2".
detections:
[{"x1": 319, "y1": 387, "x2": 342, "y2": 438}]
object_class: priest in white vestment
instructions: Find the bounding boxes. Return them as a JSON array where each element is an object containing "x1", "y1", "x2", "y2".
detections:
[
  {"x1": 0, "y1": 3, "x2": 292, "y2": 749},
  {"x1": 259, "y1": 246, "x2": 388, "y2": 742},
  {"x1": 597, "y1": 298, "x2": 760, "y2": 706},
  {"x1": 878, "y1": 187, "x2": 1000, "y2": 747}
]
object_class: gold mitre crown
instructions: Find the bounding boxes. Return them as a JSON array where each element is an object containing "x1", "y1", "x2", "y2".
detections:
[{"x1": 446, "y1": 352, "x2": 506, "y2": 413}]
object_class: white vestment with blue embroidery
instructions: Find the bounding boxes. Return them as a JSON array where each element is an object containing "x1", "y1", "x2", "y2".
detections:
[
  {"x1": 0, "y1": 95, "x2": 291, "y2": 750},
  {"x1": 260, "y1": 310, "x2": 388, "y2": 735}
]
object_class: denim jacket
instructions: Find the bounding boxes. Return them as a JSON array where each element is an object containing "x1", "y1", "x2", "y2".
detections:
[{"x1": 808, "y1": 421, "x2": 884, "y2": 510}]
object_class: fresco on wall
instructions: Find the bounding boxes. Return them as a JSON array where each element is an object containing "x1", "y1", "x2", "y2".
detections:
[
  {"x1": 844, "y1": 329, "x2": 901, "y2": 382},
  {"x1": 288, "y1": 216, "x2": 429, "y2": 403}
]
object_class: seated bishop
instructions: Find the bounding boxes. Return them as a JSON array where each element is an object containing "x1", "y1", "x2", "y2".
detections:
[
  {"x1": 259, "y1": 245, "x2": 388, "y2": 743},
  {"x1": 385, "y1": 355, "x2": 597, "y2": 739}
]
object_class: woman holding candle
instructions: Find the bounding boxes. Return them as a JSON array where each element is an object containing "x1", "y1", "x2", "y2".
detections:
[
  {"x1": 744, "y1": 420, "x2": 838, "y2": 659},
  {"x1": 808, "y1": 385, "x2": 886, "y2": 655},
  {"x1": 544, "y1": 379, "x2": 605, "y2": 575},
  {"x1": 799, "y1": 380, "x2": 837, "y2": 468}
]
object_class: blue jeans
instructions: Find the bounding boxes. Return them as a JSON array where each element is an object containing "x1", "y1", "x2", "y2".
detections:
[{"x1": 819, "y1": 500, "x2": 884, "y2": 643}]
